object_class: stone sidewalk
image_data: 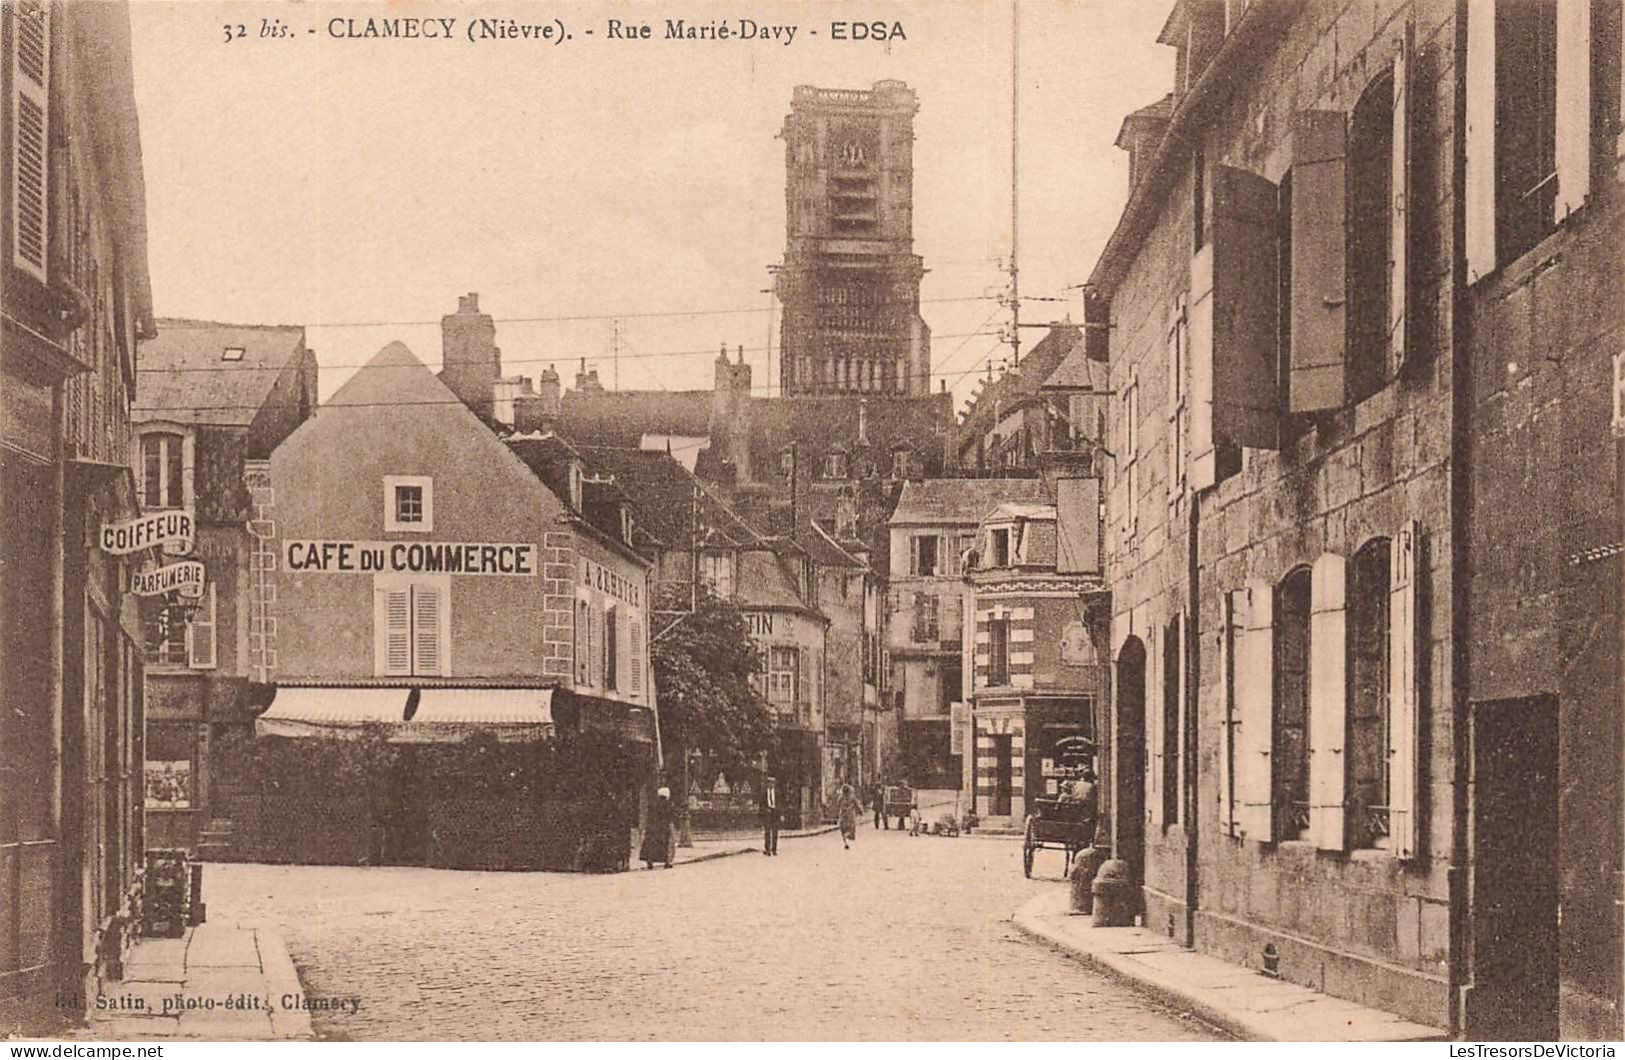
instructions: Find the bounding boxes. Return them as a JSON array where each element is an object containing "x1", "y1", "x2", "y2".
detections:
[
  {"x1": 87, "y1": 921, "x2": 314, "y2": 1041},
  {"x1": 1013, "y1": 886, "x2": 1446, "y2": 1042}
]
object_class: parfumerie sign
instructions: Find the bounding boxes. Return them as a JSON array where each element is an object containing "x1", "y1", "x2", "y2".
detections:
[
  {"x1": 131, "y1": 561, "x2": 206, "y2": 598},
  {"x1": 284, "y1": 540, "x2": 538, "y2": 576}
]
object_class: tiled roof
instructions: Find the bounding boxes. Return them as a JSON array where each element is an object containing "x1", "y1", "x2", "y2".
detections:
[
  {"x1": 556, "y1": 390, "x2": 714, "y2": 450},
  {"x1": 326, "y1": 341, "x2": 454, "y2": 407},
  {"x1": 736, "y1": 546, "x2": 816, "y2": 614},
  {"x1": 1040, "y1": 339, "x2": 1110, "y2": 392},
  {"x1": 888, "y1": 478, "x2": 1048, "y2": 526},
  {"x1": 135, "y1": 320, "x2": 306, "y2": 426},
  {"x1": 572, "y1": 445, "x2": 764, "y2": 550},
  {"x1": 957, "y1": 323, "x2": 1081, "y2": 437}
]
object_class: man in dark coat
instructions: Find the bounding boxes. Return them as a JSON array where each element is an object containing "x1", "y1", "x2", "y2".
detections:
[
  {"x1": 872, "y1": 780, "x2": 888, "y2": 829},
  {"x1": 761, "y1": 775, "x2": 780, "y2": 856}
]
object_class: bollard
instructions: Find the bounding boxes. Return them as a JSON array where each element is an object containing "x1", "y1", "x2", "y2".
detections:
[
  {"x1": 1069, "y1": 845, "x2": 1110, "y2": 915},
  {"x1": 1091, "y1": 859, "x2": 1138, "y2": 927}
]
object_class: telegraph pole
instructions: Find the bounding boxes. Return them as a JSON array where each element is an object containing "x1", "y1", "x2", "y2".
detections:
[{"x1": 1008, "y1": 0, "x2": 1021, "y2": 369}]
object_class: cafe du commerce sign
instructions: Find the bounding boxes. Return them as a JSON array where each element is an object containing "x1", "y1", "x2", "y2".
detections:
[{"x1": 282, "y1": 539, "x2": 539, "y2": 576}]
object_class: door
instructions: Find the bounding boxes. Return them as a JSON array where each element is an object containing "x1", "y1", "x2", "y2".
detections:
[
  {"x1": 992, "y1": 735, "x2": 1013, "y2": 816},
  {"x1": 1469, "y1": 695, "x2": 1558, "y2": 1040}
]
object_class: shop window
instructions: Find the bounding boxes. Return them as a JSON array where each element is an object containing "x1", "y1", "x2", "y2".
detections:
[
  {"x1": 1349, "y1": 538, "x2": 1392, "y2": 848},
  {"x1": 144, "y1": 585, "x2": 215, "y2": 669},
  {"x1": 1273, "y1": 567, "x2": 1312, "y2": 840},
  {"x1": 140, "y1": 431, "x2": 187, "y2": 509},
  {"x1": 384, "y1": 475, "x2": 433, "y2": 532},
  {"x1": 1466, "y1": 0, "x2": 1591, "y2": 280},
  {"x1": 374, "y1": 577, "x2": 448, "y2": 677},
  {"x1": 989, "y1": 617, "x2": 1010, "y2": 686},
  {"x1": 144, "y1": 725, "x2": 195, "y2": 810}
]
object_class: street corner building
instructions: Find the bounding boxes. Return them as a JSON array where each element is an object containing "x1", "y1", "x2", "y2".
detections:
[
  {"x1": 0, "y1": 0, "x2": 155, "y2": 1032},
  {"x1": 242, "y1": 334, "x2": 658, "y2": 874},
  {"x1": 132, "y1": 321, "x2": 318, "y2": 855},
  {"x1": 1087, "y1": 0, "x2": 1623, "y2": 1040}
]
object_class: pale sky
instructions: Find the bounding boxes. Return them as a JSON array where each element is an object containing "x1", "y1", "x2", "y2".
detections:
[{"x1": 128, "y1": 1, "x2": 1173, "y2": 412}]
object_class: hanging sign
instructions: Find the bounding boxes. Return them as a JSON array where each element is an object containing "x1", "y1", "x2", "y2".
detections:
[
  {"x1": 131, "y1": 560, "x2": 206, "y2": 599},
  {"x1": 101, "y1": 510, "x2": 194, "y2": 556}
]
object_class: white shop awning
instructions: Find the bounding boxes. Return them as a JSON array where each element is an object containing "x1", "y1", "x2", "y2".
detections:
[
  {"x1": 255, "y1": 687, "x2": 408, "y2": 740},
  {"x1": 397, "y1": 689, "x2": 554, "y2": 744}
]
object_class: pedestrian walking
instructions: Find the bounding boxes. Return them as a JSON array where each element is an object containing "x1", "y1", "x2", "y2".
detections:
[
  {"x1": 761, "y1": 775, "x2": 781, "y2": 856},
  {"x1": 640, "y1": 786, "x2": 676, "y2": 869},
  {"x1": 871, "y1": 780, "x2": 888, "y2": 830},
  {"x1": 835, "y1": 783, "x2": 862, "y2": 850}
]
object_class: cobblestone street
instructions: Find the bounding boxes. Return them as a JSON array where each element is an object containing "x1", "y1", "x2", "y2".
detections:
[{"x1": 204, "y1": 831, "x2": 1224, "y2": 1040}]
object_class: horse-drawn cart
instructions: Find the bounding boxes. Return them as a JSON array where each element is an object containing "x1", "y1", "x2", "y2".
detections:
[{"x1": 1022, "y1": 796, "x2": 1096, "y2": 878}]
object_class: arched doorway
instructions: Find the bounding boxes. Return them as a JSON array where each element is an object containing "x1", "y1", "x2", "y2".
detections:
[{"x1": 1115, "y1": 637, "x2": 1147, "y2": 889}]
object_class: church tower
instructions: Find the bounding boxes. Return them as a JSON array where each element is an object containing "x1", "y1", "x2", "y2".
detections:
[{"x1": 775, "y1": 81, "x2": 930, "y2": 397}]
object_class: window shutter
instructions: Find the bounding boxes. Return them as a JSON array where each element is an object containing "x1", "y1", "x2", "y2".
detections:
[
  {"x1": 1235, "y1": 582, "x2": 1275, "y2": 842},
  {"x1": 187, "y1": 586, "x2": 217, "y2": 670},
  {"x1": 1146, "y1": 624, "x2": 1162, "y2": 829},
  {"x1": 1308, "y1": 553, "x2": 1349, "y2": 851},
  {"x1": 795, "y1": 648, "x2": 806, "y2": 708},
  {"x1": 379, "y1": 587, "x2": 411, "y2": 676},
  {"x1": 1553, "y1": 0, "x2": 1592, "y2": 221},
  {"x1": 589, "y1": 605, "x2": 603, "y2": 688},
  {"x1": 1611, "y1": 351, "x2": 1625, "y2": 436},
  {"x1": 575, "y1": 602, "x2": 591, "y2": 685},
  {"x1": 9, "y1": 1, "x2": 49, "y2": 283},
  {"x1": 1388, "y1": 522, "x2": 1422, "y2": 859},
  {"x1": 413, "y1": 585, "x2": 442, "y2": 676},
  {"x1": 628, "y1": 617, "x2": 644, "y2": 698},
  {"x1": 1464, "y1": 0, "x2": 1497, "y2": 281},
  {"x1": 1390, "y1": 24, "x2": 1414, "y2": 374},
  {"x1": 1290, "y1": 112, "x2": 1349, "y2": 412},
  {"x1": 1217, "y1": 590, "x2": 1240, "y2": 837}
]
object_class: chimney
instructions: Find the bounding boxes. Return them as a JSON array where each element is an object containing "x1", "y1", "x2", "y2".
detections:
[
  {"x1": 440, "y1": 292, "x2": 501, "y2": 419},
  {"x1": 575, "y1": 357, "x2": 604, "y2": 393},
  {"x1": 537, "y1": 363, "x2": 562, "y2": 415}
]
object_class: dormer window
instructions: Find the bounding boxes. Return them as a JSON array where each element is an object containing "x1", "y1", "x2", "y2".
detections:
[
  {"x1": 989, "y1": 528, "x2": 1011, "y2": 568},
  {"x1": 620, "y1": 507, "x2": 635, "y2": 544},
  {"x1": 222, "y1": 346, "x2": 245, "y2": 362},
  {"x1": 823, "y1": 451, "x2": 848, "y2": 479}
]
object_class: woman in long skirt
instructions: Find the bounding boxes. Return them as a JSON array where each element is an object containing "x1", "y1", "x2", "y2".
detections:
[
  {"x1": 835, "y1": 783, "x2": 862, "y2": 850},
  {"x1": 640, "y1": 787, "x2": 675, "y2": 869}
]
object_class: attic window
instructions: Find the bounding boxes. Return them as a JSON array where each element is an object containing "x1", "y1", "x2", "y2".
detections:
[{"x1": 222, "y1": 346, "x2": 245, "y2": 362}]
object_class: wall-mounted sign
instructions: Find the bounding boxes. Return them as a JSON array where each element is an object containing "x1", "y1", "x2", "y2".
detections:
[
  {"x1": 581, "y1": 557, "x2": 641, "y2": 607},
  {"x1": 283, "y1": 539, "x2": 538, "y2": 576},
  {"x1": 101, "y1": 510, "x2": 194, "y2": 556},
  {"x1": 744, "y1": 612, "x2": 775, "y2": 637},
  {"x1": 131, "y1": 560, "x2": 206, "y2": 598}
]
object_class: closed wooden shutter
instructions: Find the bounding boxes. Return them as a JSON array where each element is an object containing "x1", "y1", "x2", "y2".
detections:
[
  {"x1": 1465, "y1": 0, "x2": 1497, "y2": 281},
  {"x1": 628, "y1": 617, "x2": 644, "y2": 698},
  {"x1": 378, "y1": 588, "x2": 411, "y2": 676},
  {"x1": 1612, "y1": 352, "x2": 1625, "y2": 436},
  {"x1": 1308, "y1": 553, "x2": 1349, "y2": 851},
  {"x1": 1290, "y1": 112, "x2": 1348, "y2": 412},
  {"x1": 575, "y1": 601, "x2": 591, "y2": 685},
  {"x1": 413, "y1": 585, "x2": 442, "y2": 676},
  {"x1": 1390, "y1": 24, "x2": 1414, "y2": 374},
  {"x1": 10, "y1": 1, "x2": 49, "y2": 283},
  {"x1": 1553, "y1": 0, "x2": 1591, "y2": 220},
  {"x1": 187, "y1": 586, "x2": 217, "y2": 670},
  {"x1": 1234, "y1": 581, "x2": 1274, "y2": 841},
  {"x1": 1388, "y1": 522, "x2": 1422, "y2": 859},
  {"x1": 1146, "y1": 624, "x2": 1163, "y2": 829},
  {"x1": 1217, "y1": 590, "x2": 1241, "y2": 838},
  {"x1": 588, "y1": 605, "x2": 601, "y2": 688}
]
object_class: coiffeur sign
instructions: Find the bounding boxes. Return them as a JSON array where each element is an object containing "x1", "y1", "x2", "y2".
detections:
[
  {"x1": 130, "y1": 561, "x2": 206, "y2": 599},
  {"x1": 283, "y1": 539, "x2": 538, "y2": 576},
  {"x1": 101, "y1": 510, "x2": 194, "y2": 555}
]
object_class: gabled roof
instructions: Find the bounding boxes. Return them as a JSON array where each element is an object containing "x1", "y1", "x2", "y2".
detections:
[
  {"x1": 889, "y1": 478, "x2": 1048, "y2": 526},
  {"x1": 983, "y1": 502, "x2": 1055, "y2": 525},
  {"x1": 1039, "y1": 338, "x2": 1110, "y2": 392},
  {"x1": 571, "y1": 445, "x2": 765, "y2": 550},
  {"x1": 956, "y1": 323, "x2": 1081, "y2": 439},
  {"x1": 135, "y1": 320, "x2": 306, "y2": 426},
  {"x1": 736, "y1": 545, "x2": 816, "y2": 614},
  {"x1": 327, "y1": 341, "x2": 452, "y2": 408},
  {"x1": 1114, "y1": 95, "x2": 1174, "y2": 148}
]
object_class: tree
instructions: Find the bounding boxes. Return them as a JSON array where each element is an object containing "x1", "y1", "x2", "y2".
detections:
[{"x1": 650, "y1": 580, "x2": 774, "y2": 844}]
